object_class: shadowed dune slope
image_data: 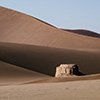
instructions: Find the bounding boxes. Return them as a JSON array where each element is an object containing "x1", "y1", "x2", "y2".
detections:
[
  {"x1": 62, "y1": 29, "x2": 100, "y2": 38},
  {"x1": 0, "y1": 42, "x2": 100, "y2": 76},
  {"x1": 0, "y1": 60, "x2": 49, "y2": 84},
  {"x1": 0, "y1": 6, "x2": 100, "y2": 51}
]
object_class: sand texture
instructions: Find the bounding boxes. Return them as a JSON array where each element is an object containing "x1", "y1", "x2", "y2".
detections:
[
  {"x1": 0, "y1": 6, "x2": 100, "y2": 51},
  {"x1": 0, "y1": 61, "x2": 50, "y2": 85},
  {"x1": 0, "y1": 80, "x2": 100, "y2": 100}
]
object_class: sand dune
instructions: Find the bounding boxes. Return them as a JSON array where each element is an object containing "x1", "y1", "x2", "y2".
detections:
[
  {"x1": 0, "y1": 42, "x2": 100, "y2": 77},
  {"x1": 0, "y1": 6, "x2": 100, "y2": 51},
  {"x1": 0, "y1": 6, "x2": 100, "y2": 100},
  {"x1": 62, "y1": 29, "x2": 100, "y2": 38},
  {"x1": 0, "y1": 61, "x2": 49, "y2": 85},
  {"x1": 0, "y1": 6, "x2": 100, "y2": 82},
  {"x1": 0, "y1": 6, "x2": 100, "y2": 79}
]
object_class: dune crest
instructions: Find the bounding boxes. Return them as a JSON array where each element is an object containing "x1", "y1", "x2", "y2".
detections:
[{"x1": 0, "y1": 6, "x2": 100, "y2": 51}]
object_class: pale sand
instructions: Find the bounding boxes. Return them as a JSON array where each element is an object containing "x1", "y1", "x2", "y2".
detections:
[{"x1": 0, "y1": 80, "x2": 100, "y2": 100}]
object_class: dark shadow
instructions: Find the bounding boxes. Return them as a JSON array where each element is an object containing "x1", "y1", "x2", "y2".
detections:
[
  {"x1": 73, "y1": 65, "x2": 85, "y2": 76},
  {"x1": 0, "y1": 42, "x2": 100, "y2": 76}
]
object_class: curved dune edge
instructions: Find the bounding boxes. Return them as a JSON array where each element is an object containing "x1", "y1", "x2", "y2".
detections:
[
  {"x1": 20, "y1": 74, "x2": 100, "y2": 84},
  {"x1": 0, "y1": 61, "x2": 50, "y2": 85},
  {"x1": 0, "y1": 6, "x2": 100, "y2": 51}
]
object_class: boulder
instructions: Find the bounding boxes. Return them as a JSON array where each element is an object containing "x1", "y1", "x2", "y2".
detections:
[{"x1": 55, "y1": 64, "x2": 79, "y2": 77}]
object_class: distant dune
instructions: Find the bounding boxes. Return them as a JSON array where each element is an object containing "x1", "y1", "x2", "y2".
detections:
[{"x1": 62, "y1": 29, "x2": 100, "y2": 38}]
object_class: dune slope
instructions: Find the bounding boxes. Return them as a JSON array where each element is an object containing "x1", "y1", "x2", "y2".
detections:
[
  {"x1": 0, "y1": 6, "x2": 100, "y2": 51},
  {"x1": 0, "y1": 60, "x2": 49, "y2": 85},
  {"x1": 0, "y1": 42, "x2": 100, "y2": 76},
  {"x1": 0, "y1": 6, "x2": 100, "y2": 79}
]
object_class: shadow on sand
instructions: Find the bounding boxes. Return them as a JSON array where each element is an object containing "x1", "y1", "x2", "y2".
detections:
[{"x1": 0, "y1": 42, "x2": 100, "y2": 76}]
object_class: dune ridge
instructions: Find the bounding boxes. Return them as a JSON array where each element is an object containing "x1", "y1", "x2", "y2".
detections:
[
  {"x1": 0, "y1": 6, "x2": 100, "y2": 51},
  {"x1": 21, "y1": 74, "x2": 100, "y2": 84}
]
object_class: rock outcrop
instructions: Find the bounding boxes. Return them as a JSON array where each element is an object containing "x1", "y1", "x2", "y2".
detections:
[{"x1": 55, "y1": 64, "x2": 79, "y2": 77}]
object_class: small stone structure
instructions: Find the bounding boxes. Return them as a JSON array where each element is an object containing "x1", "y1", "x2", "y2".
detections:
[{"x1": 55, "y1": 64, "x2": 79, "y2": 77}]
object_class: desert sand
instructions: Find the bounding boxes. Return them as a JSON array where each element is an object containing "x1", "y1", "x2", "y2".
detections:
[
  {"x1": 0, "y1": 6, "x2": 100, "y2": 51},
  {"x1": 0, "y1": 6, "x2": 100, "y2": 100},
  {"x1": 0, "y1": 80, "x2": 100, "y2": 100},
  {"x1": 0, "y1": 61, "x2": 50, "y2": 85}
]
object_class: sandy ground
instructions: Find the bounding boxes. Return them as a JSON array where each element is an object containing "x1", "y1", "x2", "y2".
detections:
[{"x1": 0, "y1": 80, "x2": 100, "y2": 100}]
